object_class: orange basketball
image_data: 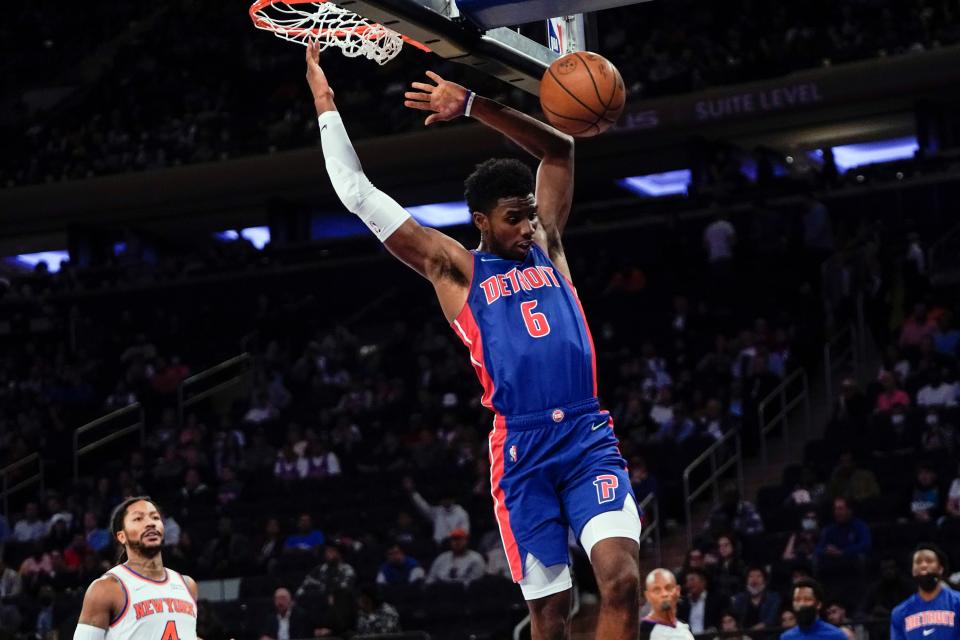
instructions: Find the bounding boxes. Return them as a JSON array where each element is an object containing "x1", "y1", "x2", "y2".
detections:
[{"x1": 540, "y1": 51, "x2": 626, "y2": 138}]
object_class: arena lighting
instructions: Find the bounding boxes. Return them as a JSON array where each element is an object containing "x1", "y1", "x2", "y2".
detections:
[
  {"x1": 617, "y1": 170, "x2": 691, "y2": 197},
  {"x1": 828, "y1": 136, "x2": 918, "y2": 172},
  {"x1": 13, "y1": 250, "x2": 70, "y2": 272},
  {"x1": 214, "y1": 226, "x2": 271, "y2": 249},
  {"x1": 405, "y1": 201, "x2": 472, "y2": 227}
]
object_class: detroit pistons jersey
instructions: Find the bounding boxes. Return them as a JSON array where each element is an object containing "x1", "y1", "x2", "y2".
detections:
[
  {"x1": 452, "y1": 243, "x2": 597, "y2": 420},
  {"x1": 104, "y1": 565, "x2": 198, "y2": 640}
]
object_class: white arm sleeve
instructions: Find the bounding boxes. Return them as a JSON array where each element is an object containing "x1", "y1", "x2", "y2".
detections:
[
  {"x1": 74, "y1": 624, "x2": 107, "y2": 640},
  {"x1": 317, "y1": 111, "x2": 411, "y2": 242}
]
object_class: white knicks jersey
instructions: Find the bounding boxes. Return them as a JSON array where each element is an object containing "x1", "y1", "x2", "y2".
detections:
[{"x1": 104, "y1": 565, "x2": 198, "y2": 640}]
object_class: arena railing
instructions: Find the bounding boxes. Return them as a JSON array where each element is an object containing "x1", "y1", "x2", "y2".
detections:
[
  {"x1": 177, "y1": 353, "x2": 253, "y2": 427},
  {"x1": 73, "y1": 403, "x2": 145, "y2": 481},
  {"x1": 0, "y1": 453, "x2": 44, "y2": 517},
  {"x1": 683, "y1": 428, "x2": 744, "y2": 546},
  {"x1": 638, "y1": 491, "x2": 662, "y2": 566},
  {"x1": 823, "y1": 323, "x2": 861, "y2": 408},
  {"x1": 758, "y1": 368, "x2": 811, "y2": 467}
]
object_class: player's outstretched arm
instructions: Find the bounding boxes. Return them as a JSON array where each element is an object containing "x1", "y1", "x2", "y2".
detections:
[
  {"x1": 305, "y1": 44, "x2": 472, "y2": 321},
  {"x1": 404, "y1": 72, "x2": 575, "y2": 260},
  {"x1": 74, "y1": 576, "x2": 123, "y2": 639}
]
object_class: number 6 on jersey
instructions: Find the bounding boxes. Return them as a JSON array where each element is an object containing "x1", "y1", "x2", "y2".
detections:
[{"x1": 521, "y1": 300, "x2": 551, "y2": 338}]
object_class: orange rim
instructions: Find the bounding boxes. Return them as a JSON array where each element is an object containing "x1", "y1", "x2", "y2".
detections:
[{"x1": 249, "y1": 0, "x2": 431, "y2": 52}]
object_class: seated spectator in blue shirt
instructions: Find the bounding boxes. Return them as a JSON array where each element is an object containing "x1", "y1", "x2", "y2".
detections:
[
  {"x1": 284, "y1": 513, "x2": 325, "y2": 551},
  {"x1": 816, "y1": 497, "x2": 872, "y2": 562},
  {"x1": 630, "y1": 456, "x2": 659, "y2": 504},
  {"x1": 781, "y1": 578, "x2": 847, "y2": 640},
  {"x1": 731, "y1": 566, "x2": 782, "y2": 630},
  {"x1": 653, "y1": 403, "x2": 696, "y2": 444},
  {"x1": 376, "y1": 543, "x2": 425, "y2": 585},
  {"x1": 82, "y1": 511, "x2": 110, "y2": 553},
  {"x1": 933, "y1": 315, "x2": 960, "y2": 356}
]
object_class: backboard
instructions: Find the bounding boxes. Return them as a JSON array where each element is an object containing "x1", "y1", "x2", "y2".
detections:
[{"x1": 335, "y1": 0, "x2": 647, "y2": 94}]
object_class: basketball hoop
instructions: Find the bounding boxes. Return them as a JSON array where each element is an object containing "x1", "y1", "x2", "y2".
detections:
[{"x1": 249, "y1": 0, "x2": 431, "y2": 65}]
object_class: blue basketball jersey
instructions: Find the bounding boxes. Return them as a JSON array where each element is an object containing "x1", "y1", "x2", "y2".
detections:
[
  {"x1": 451, "y1": 243, "x2": 597, "y2": 418},
  {"x1": 891, "y1": 586, "x2": 960, "y2": 640}
]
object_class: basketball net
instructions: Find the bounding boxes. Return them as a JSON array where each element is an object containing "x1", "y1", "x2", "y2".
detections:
[{"x1": 249, "y1": 0, "x2": 417, "y2": 65}]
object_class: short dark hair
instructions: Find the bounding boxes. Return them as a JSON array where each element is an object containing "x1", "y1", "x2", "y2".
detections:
[
  {"x1": 464, "y1": 158, "x2": 535, "y2": 215},
  {"x1": 110, "y1": 496, "x2": 159, "y2": 563},
  {"x1": 914, "y1": 542, "x2": 949, "y2": 573},
  {"x1": 793, "y1": 578, "x2": 824, "y2": 604},
  {"x1": 746, "y1": 564, "x2": 768, "y2": 581},
  {"x1": 685, "y1": 567, "x2": 709, "y2": 584}
]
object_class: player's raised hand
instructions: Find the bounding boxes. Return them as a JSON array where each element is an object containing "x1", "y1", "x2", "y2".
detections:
[
  {"x1": 404, "y1": 71, "x2": 469, "y2": 125},
  {"x1": 305, "y1": 41, "x2": 335, "y2": 110}
]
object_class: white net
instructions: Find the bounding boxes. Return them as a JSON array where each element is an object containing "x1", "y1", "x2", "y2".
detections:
[{"x1": 250, "y1": 0, "x2": 404, "y2": 65}]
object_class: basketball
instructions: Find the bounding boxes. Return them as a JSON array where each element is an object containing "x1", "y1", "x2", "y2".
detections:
[{"x1": 539, "y1": 51, "x2": 626, "y2": 138}]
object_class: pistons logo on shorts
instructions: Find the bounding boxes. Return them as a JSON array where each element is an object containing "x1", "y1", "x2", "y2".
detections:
[{"x1": 593, "y1": 474, "x2": 619, "y2": 504}]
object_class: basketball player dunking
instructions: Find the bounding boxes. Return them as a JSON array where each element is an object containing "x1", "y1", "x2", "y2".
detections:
[
  {"x1": 74, "y1": 497, "x2": 199, "y2": 640},
  {"x1": 305, "y1": 42, "x2": 641, "y2": 639}
]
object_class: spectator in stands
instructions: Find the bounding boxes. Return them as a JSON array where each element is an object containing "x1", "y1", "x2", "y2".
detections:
[
  {"x1": 196, "y1": 599, "x2": 229, "y2": 640},
  {"x1": 18, "y1": 542, "x2": 54, "y2": 586},
  {"x1": 46, "y1": 515, "x2": 72, "y2": 551},
  {"x1": 63, "y1": 534, "x2": 91, "y2": 571},
  {"x1": 710, "y1": 534, "x2": 746, "y2": 597},
  {"x1": 297, "y1": 543, "x2": 356, "y2": 597},
  {"x1": 377, "y1": 543, "x2": 425, "y2": 585},
  {"x1": 816, "y1": 497, "x2": 872, "y2": 565},
  {"x1": 731, "y1": 566, "x2": 782, "y2": 630},
  {"x1": 404, "y1": 477, "x2": 470, "y2": 545},
  {"x1": 0, "y1": 554, "x2": 22, "y2": 597},
  {"x1": 783, "y1": 578, "x2": 847, "y2": 640},
  {"x1": 786, "y1": 467, "x2": 826, "y2": 508},
  {"x1": 13, "y1": 502, "x2": 46, "y2": 542},
  {"x1": 356, "y1": 584, "x2": 401, "y2": 635},
  {"x1": 388, "y1": 511, "x2": 421, "y2": 549},
  {"x1": 649, "y1": 386, "x2": 675, "y2": 427},
  {"x1": 832, "y1": 378, "x2": 870, "y2": 432},
  {"x1": 34, "y1": 585, "x2": 57, "y2": 639},
  {"x1": 782, "y1": 509, "x2": 821, "y2": 569},
  {"x1": 655, "y1": 402, "x2": 697, "y2": 444},
  {"x1": 781, "y1": 609, "x2": 797, "y2": 630},
  {"x1": 704, "y1": 211, "x2": 737, "y2": 270},
  {"x1": 246, "y1": 428, "x2": 277, "y2": 473},
  {"x1": 315, "y1": 589, "x2": 356, "y2": 638},
  {"x1": 426, "y1": 528, "x2": 485, "y2": 585},
  {"x1": 699, "y1": 398, "x2": 730, "y2": 442},
  {"x1": 706, "y1": 482, "x2": 764, "y2": 538},
  {"x1": 284, "y1": 514, "x2": 325, "y2": 552},
  {"x1": 199, "y1": 517, "x2": 253, "y2": 577},
  {"x1": 298, "y1": 437, "x2": 341, "y2": 478},
  {"x1": 257, "y1": 517, "x2": 286, "y2": 572},
  {"x1": 916, "y1": 369, "x2": 957, "y2": 408},
  {"x1": 678, "y1": 568, "x2": 724, "y2": 633},
  {"x1": 245, "y1": 390, "x2": 278, "y2": 425},
  {"x1": 946, "y1": 462, "x2": 960, "y2": 522},
  {"x1": 857, "y1": 558, "x2": 913, "y2": 618},
  {"x1": 918, "y1": 408, "x2": 955, "y2": 456},
  {"x1": 630, "y1": 456, "x2": 659, "y2": 503},
  {"x1": 933, "y1": 315, "x2": 960, "y2": 357},
  {"x1": 874, "y1": 372, "x2": 910, "y2": 414},
  {"x1": 273, "y1": 446, "x2": 300, "y2": 482},
  {"x1": 216, "y1": 466, "x2": 243, "y2": 507},
  {"x1": 161, "y1": 512, "x2": 182, "y2": 547},
  {"x1": 259, "y1": 587, "x2": 313, "y2": 640},
  {"x1": 900, "y1": 304, "x2": 936, "y2": 349},
  {"x1": 908, "y1": 463, "x2": 942, "y2": 523},
  {"x1": 824, "y1": 600, "x2": 861, "y2": 640},
  {"x1": 828, "y1": 453, "x2": 880, "y2": 502},
  {"x1": 178, "y1": 468, "x2": 214, "y2": 519},
  {"x1": 715, "y1": 610, "x2": 753, "y2": 640}
]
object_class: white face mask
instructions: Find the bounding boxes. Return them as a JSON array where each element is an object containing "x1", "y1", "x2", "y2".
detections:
[
  {"x1": 801, "y1": 518, "x2": 818, "y2": 531},
  {"x1": 926, "y1": 414, "x2": 939, "y2": 426},
  {"x1": 892, "y1": 414, "x2": 905, "y2": 425}
]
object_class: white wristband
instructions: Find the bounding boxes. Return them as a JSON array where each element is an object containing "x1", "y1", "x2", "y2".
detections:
[
  {"x1": 74, "y1": 624, "x2": 107, "y2": 640},
  {"x1": 317, "y1": 111, "x2": 411, "y2": 242},
  {"x1": 464, "y1": 91, "x2": 476, "y2": 118}
]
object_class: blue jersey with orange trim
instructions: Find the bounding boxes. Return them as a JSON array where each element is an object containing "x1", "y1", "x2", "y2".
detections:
[{"x1": 451, "y1": 244, "x2": 597, "y2": 416}]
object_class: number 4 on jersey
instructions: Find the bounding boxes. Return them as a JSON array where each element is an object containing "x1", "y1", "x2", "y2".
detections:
[
  {"x1": 521, "y1": 301, "x2": 551, "y2": 338},
  {"x1": 160, "y1": 621, "x2": 180, "y2": 640}
]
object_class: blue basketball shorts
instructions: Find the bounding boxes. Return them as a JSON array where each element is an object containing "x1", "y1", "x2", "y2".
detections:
[{"x1": 487, "y1": 397, "x2": 639, "y2": 582}]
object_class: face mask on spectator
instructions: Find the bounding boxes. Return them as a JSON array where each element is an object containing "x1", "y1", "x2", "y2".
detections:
[
  {"x1": 926, "y1": 414, "x2": 939, "y2": 426},
  {"x1": 801, "y1": 518, "x2": 818, "y2": 531},
  {"x1": 795, "y1": 607, "x2": 818, "y2": 628},
  {"x1": 891, "y1": 414, "x2": 905, "y2": 425},
  {"x1": 747, "y1": 584, "x2": 764, "y2": 596}
]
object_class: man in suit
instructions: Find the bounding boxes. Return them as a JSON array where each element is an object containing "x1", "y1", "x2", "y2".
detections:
[
  {"x1": 677, "y1": 568, "x2": 725, "y2": 634},
  {"x1": 259, "y1": 587, "x2": 314, "y2": 640}
]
